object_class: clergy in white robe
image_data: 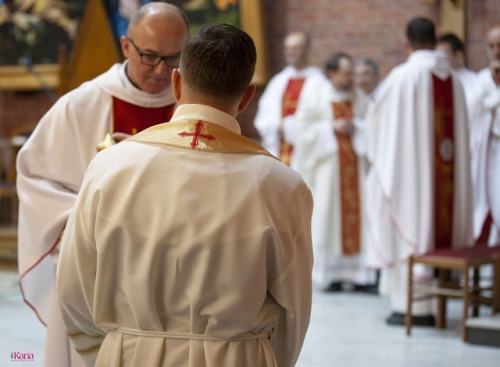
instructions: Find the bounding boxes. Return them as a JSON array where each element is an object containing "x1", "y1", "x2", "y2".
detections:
[
  {"x1": 364, "y1": 18, "x2": 473, "y2": 324},
  {"x1": 469, "y1": 26, "x2": 500, "y2": 245},
  {"x1": 57, "y1": 23, "x2": 313, "y2": 367},
  {"x1": 293, "y1": 52, "x2": 377, "y2": 291},
  {"x1": 436, "y1": 33, "x2": 480, "y2": 134},
  {"x1": 16, "y1": 4, "x2": 188, "y2": 366},
  {"x1": 254, "y1": 31, "x2": 323, "y2": 170},
  {"x1": 354, "y1": 57, "x2": 383, "y2": 101}
]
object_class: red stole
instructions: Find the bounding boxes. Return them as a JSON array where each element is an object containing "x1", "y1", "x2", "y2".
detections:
[
  {"x1": 332, "y1": 101, "x2": 361, "y2": 256},
  {"x1": 280, "y1": 78, "x2": 305, "y2": 165},
  {"x1": 112, "y1": 97, "x2": 175, "y2": 134},
  {"x1": 433, "y1": 75, "x2": 455, "y2": 250}
]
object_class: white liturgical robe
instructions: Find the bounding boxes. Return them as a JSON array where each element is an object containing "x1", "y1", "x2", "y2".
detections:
[
  {"x1": 292, "y1": 75, "x2": 376, "y2": 289},
  {"x1": 254, "y1": 65, "x2": 324, "y2": 170},
  {"x1": 16, "y1": 62, "x2": 175, "y2": 367},
  {"x1": 470, "y1": 67, "x2": 500, "y2": 243},
  {"x1": 454, "y1": 67, "x2": 479, "y2": 132},
  {"x1": 57, "y1": 104, "x2": 314, "y2": 367},
  {"x1": 364, "y1": 50, "x2": 473, "y2": 313}
]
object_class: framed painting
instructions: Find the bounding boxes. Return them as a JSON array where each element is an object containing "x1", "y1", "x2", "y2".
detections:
[
  {"x1": 0, "y1": 0, "x2": 87, "y2": 90},
  {"x1": 0, "y1": 0, "x2": 268, "y2": 91}
]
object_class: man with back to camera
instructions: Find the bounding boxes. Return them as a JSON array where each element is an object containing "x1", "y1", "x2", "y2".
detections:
[
  {"x1": 254, "y1": 31, "x2": 324, "y2": 170},
  {"x1": 56, "y1": 23, "x2": 314, "y2": 367},
  {"x1": 16, "y1": 3, "x2": 189, "y2": 366},
  {"x1": 364, "y1": 17, "x2": 473, "y2": 326}
]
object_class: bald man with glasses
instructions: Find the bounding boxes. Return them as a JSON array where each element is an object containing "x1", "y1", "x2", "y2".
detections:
[{"x1": 16, "y1": 3, "x2": 189, "y2": 367}]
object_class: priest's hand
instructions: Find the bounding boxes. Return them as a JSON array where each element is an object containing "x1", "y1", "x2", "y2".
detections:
[
  {"x1": 96, "y1": 132, "x2": 132, "y2": 152},
  {"x1": 112, "y1": 132, "x2": 132, "y2": 142},
  {"x1": 333, "y1": 118, "x2": 354, "y2": 135}
]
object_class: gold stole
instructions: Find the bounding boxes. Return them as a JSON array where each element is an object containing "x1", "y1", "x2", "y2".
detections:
[
  {"x1": 280, "y1": 78, "x2": 306, "y2": 165},
  {"x1": 332, "y1": 101, "x2": 360, "y2": 256},
  {"x1": 127, "y1": 120, "x2": 276, "y2": 158},
  {"x1": 433, "y1": 75, "x2": 454, "y2": 250}
]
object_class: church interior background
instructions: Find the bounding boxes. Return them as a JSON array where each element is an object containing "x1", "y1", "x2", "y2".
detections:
[{"x1": 0, "y1": 0, "x2": 500, "y2": 364}]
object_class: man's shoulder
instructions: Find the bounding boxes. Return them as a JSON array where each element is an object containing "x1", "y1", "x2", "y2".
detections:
[
  {"x1": 58, "y1": 77, "x2": 108, "y2": 107},
  {"x1": 304, "y1": 73, "x2": 329, "y2": 90},
  {"x1": 268, "y1": 66, "x2": 293, "y2": 80},
  {"x1": 462, "y1": 67, "x2": 478, "y2": 77},
  {"x1": 477, "y1": 67, "x2": 494, "y2": 83},
  {"x1": 57, "y1": 64, "x2": 121, "y2": 105},
  {"x1": 301, "y1": 65, "x2": 324, "y2": 77},
  {"x1": 265, "y1": 160, "x2": 309, "y2": 189},
  {"x1": 384, "y1": 58, "x2": 437, "y2": 87}
]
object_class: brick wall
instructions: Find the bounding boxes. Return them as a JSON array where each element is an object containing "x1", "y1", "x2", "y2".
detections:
[
  {"x1": 0, "y1": 91, "x2": 53, "y2": 138},
  {"x1": 467, "y1": 0, "x2": 500, "y2": 71},
  {"x1": 263, "y1": 0, "x2": 499, "y2": 78},
  {"x1": 2, "y1": 0, "x2": 500, "y2": 142}
]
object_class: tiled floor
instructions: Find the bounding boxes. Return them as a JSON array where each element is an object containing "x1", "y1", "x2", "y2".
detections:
[{"x1": 1, "y1": 270, "x2": 499, "y2": 367}]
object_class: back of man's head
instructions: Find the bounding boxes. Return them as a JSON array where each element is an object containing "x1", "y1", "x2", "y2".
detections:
[
  {"x1": 180, "y1": 23, "x2": 256, "y2": 99},
  {"x1": 406, "y1": 17, "x2": 436, "y2": 50},
  {"x1": 437, "y1": 33, "x2": 464, "y2": 54}
]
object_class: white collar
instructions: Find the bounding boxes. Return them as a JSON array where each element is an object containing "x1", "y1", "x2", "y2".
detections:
[{"x1": 170, "y1": 104, "x2": 241, "y2": 135}]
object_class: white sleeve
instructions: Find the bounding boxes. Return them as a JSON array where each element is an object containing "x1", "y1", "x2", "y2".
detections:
[
  {"x1": 253, "y1": 77, "x2": 285, "y2": 155},
  {"x1": 268, "y1": 184, "x2": 313, "y2": 367},
  {"x1": 57, "y1": 167, "x2": 104, "y2": 367}
]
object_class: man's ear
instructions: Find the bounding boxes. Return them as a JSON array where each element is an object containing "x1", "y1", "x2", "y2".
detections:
[
  {"x1": 120, "y1": 36, "x2": 131, "y2": 59},
  {"x1": 172, "y1": 69, "x2": 182, "y2": 101},
  {"x1": 237, "y1": 84, "x2": 257, "y2": 114}
]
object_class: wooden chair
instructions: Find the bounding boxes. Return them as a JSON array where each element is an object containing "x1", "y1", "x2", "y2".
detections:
[{"x1": 406, "y1": 245, "x2": 500, "y2": 341}]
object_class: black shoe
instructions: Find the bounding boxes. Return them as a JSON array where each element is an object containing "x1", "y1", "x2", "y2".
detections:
[
  {"x1": 324, "y1": 282, "x2": 343, "y2": 292},
  {"x1": 385, "y1": 312, "x2": 435, "y2": 327},
  {"x1": 353, "y1": 284, "x2": 379, "y2": 294}
]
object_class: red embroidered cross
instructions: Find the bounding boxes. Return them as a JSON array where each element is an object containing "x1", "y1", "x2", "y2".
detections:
[{"x1": 178, "y1": 120, "x2": 216, "y2": 148}]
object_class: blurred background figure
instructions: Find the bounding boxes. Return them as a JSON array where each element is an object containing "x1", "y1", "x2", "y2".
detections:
[
  {"x1": 293, "y1": 51, "x2": 377, "y2": 293},
  {"x1": 353, "y1": 57, "x2": 382, "y2": 101},
  {"x1": 253, "y1": 31, "x2": 323, "y2": 170},
  {"x1": 364, "y1": 17, "x2": 473, "y2": 327},
  {"x1": 469, "y1": 25, "x2": 500, "y2": 247},
  {"x1": 436, "y1": 32, "x2": 479, "y2": 126}
]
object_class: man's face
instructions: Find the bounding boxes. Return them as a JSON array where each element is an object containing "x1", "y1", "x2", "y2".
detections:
[
  {"x1": 284, "y1": 34, "x2": 307, "y2": 68},
  {"x1": 353, "y1": 63, "x2": 378, "y2": 94},
  {"x1": 121, "y1": 15, "x2": 188, "y2": 94},
  {"x1": 329, "y1": 58, "x2": 353, "y2": 92},
  {"x1": 436, "y1": 42, "x2": 461, "y2": 69},
  {"x1": 487, "y1": 28, "x2": 500, "y2": 62}
]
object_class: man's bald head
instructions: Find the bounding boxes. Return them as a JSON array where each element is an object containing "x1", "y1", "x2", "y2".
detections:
[
  {"x1": 127, "y1": 2, "x2": 189, "y2": 38},
  {"x1": 487, "y1": 25, "x2": 500, "y2": 61},
  {"x1": 283, "y1": 31, "x2": 310, "y2": 70}
]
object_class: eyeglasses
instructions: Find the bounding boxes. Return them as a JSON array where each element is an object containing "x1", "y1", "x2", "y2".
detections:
[{"x1": 127, "y1": 37, "x2": 181, "y2": 68}]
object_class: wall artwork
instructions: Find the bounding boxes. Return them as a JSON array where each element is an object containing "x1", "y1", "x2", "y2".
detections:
[{"x1": 0, "y1": 0, "x2": 267, "y2": 90}]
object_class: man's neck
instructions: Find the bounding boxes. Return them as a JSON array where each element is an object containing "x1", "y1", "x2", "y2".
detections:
[{"x1": 292, "y1": 63, "x2": 307, "y2": 71}]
